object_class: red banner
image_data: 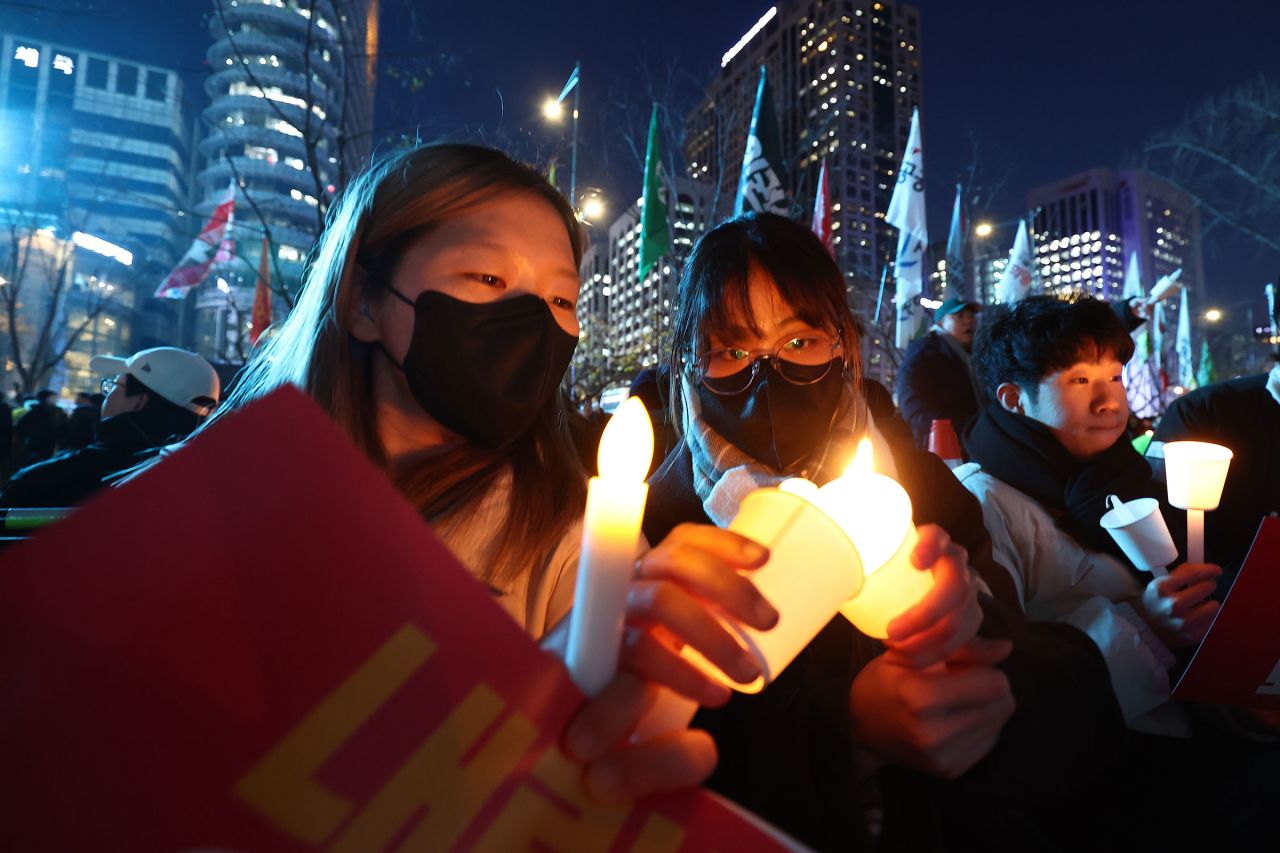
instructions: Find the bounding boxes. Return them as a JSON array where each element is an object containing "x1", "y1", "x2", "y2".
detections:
[
  {"x1": 1174, "y1": 517, "x2": 1280, "y2": 710},
  {"x1": 0, "y1": 387, "x2": 797, "y2": 851}
]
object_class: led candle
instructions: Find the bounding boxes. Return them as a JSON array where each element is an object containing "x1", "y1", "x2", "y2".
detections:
[
  {"x1": 1162, "y1": 440, "x2": 1233, "y2": 564},
  {"x1": 565, "y1": 397, "x2": 654, "y2": 696},
  {"x1": 817, "y1": 439, "x2": 934, "y2": 639}
]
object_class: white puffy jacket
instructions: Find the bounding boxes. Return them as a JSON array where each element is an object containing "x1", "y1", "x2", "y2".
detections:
[{"x1": 955, "y1": 462, "x2": 1189, "y2": 737}]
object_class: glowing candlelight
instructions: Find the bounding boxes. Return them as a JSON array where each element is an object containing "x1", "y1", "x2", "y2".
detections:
[
  {"x1": 565, "y1": 397, "x2": 654, "y2": 696},
  {"x1": 817, "y1": 439, "x2": 934, "y2": 638},
  {"x1": 1163, "y1": 440, "x2": 1233, "y2": 564}
]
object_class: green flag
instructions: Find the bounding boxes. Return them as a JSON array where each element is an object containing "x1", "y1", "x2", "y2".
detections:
[
  {"x1": 638, "y1": 104, "x2": 669, "y2": 281},
  {"x1": 1195, "y1": 339, "x2": 1217, "y2": 387}
]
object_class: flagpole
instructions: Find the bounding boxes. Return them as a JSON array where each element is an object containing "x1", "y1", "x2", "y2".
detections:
[
  {"x1": 570, "y1": 60, "x2": 580, "y2": 209},
  {"x1": 874, "y1": 264, "x2": 889, "y2": 324}
]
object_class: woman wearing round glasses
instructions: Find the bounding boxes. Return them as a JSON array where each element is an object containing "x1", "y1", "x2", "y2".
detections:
[{"x1": 642, "y1": 212, "x2": 1129, "y2": 850}]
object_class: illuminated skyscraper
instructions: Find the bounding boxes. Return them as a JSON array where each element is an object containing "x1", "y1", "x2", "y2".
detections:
[
  {"x1": 684, "y1": 0, "x2": 922, "y2": 286},
  {"x1": 197, "y1": 0, "x2": 376, "y2": 361},
  {"x1": 1028, "y1": 167, "x2": 1204, "y2": 300}
]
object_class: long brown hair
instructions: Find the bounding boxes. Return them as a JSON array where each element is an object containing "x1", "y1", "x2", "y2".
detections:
[{"x1": 194, "y1": 143, "x2": 588, "y2": 588}]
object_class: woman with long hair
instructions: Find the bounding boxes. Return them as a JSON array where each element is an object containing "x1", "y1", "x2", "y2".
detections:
[{"x1": 183, "y1": 143, "x2": 779, "y2": 802}]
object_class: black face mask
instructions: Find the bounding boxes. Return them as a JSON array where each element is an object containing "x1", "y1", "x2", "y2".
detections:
[
  {"x1": 697, "y1": 360, "x2": 846, "y2": 474},
  {"x1": 379, "y1": 288, "x2": 577, "y2": 449}
]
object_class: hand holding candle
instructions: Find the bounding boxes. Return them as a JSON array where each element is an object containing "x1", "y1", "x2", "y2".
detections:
[{"x1": 565, "y1": 397, "x2": 654, "y2": 697}]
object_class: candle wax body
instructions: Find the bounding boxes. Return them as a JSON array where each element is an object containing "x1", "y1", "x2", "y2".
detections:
[{"x1": 565, "y1": 477, "x2": 649, "y2": 697}]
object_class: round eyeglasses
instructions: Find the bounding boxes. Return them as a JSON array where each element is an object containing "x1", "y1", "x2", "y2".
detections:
[
  {"x1": 690, "y1": 332, "x2": 843, "y2": 395},
  {"x1": 100, "y1": 375, "x2": 121, "y2": 396}
]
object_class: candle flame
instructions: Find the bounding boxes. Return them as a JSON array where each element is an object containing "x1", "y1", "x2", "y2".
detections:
[
  {"x1": 843, "y1": 438, "x2": 874, "y2": 478},
  {"x1": 597, "y1": 397, "x2": 654, "y2": 482}
]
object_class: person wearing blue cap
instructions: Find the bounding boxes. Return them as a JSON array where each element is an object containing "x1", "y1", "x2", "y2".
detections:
[{"x1": 895, "y1": 295, "x2": 986, "y2": 449}]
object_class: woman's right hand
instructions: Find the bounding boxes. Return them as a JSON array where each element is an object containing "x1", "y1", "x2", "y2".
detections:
[
  {"x1": 621, "y1": 523, "x2": 778, "y2": 708},
  {"x1": 1139, "y1": 562, "x2": 1221, "y2": 649}
]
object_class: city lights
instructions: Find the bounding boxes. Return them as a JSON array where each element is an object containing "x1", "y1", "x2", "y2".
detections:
[
  {"x1": 721, "y1": 6, "x2": 777, "y2": 68},
  {"x1": 974, "y1": 222, "x2": 994, "y2": 237},
  {"x1": 542, "y1": 98, "x2": 563, "y2": 121},
  {"x1": 1205, "y1": 308, "x2": 1223, "y2": 323},
  {"x1": 71, "y1": 232, "x2": 133, "y2": 266}
]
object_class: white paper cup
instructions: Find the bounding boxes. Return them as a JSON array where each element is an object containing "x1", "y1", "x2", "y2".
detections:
[
  {"x1": 1100, "y1": 495, "x2": 1179, "y2": 573},
  {"x1": 680, "y1": 488, "x2": 864, "y2": 693},
  {"x1": 1163, "y1": 441, "x2": 1233, "y2": 510}
]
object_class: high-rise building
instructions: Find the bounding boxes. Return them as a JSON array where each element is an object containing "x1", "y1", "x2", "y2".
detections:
[
  {"x1": 684, "y1": 0, "x2": 922, "y2": 287},
  {"x1": 197, "y1": 0, "x2": 377, "y2": 362},
  {"x1": 0, "y1": 32, "x2": 195, "y2": 392},
  {"x1": 1028, "y1": 167, "x2": 1204, "y2": 301},
  {"x1": 573, "y1": 176, "x2": 716, "y2": 398}
]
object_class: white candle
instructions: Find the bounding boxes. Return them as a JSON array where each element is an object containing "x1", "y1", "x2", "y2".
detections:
[
  {"x1": 817, "y1": 439, "x2": 935, "y2": 639},
  {"x1": 1162, "y1": 440, "x2": 1233, "y2": 564},
  {"x1": 565, "y1": 397, "x2": 654, "y2": 696}
]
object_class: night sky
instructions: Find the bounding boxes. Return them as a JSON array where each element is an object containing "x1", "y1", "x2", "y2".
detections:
[{"x1": 9, "y1": 0, "x2": 1280, "y2": 310}]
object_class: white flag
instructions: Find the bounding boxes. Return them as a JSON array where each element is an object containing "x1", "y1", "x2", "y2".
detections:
[
  {"x1": 1176, "y1": 286, "x2": 1195, "y2": 389},
  {"x1": 1149, "y1": 267, "x2": 1183, "y2": 303},
  {"x1": 1122, "y1": 251, "x2": 1144, "y2": 302},
  {"x1": 886, "y1": 107, "x2": 926, "y2": 348},
  {"x1": 996, "y1": 220, "x2": 1034, "y2": 304}
]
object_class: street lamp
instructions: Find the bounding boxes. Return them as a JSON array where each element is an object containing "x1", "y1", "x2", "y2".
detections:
[
  {"x1": 542, "y1": 62, "x2": 582, "y2": 206},
  {"x1": 1204, "y1": 308, "x2": 1223, "y2": 323},
  {"x1": 580, "y1": 192, "x2": 606, "y2": 224},
  {"x1": 974, "y1": 222, "x2": 994, "y2": 238}
]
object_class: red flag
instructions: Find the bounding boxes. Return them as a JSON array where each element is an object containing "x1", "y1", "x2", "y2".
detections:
[
  {"x1": 811, "y1": 158, "x2": 833, "y2": 256},
  {"x1": 249, "y1": 235, "x2": 273, "y2": 346},
  {"x1": 155, "y1": 183, "x2": 235, "y2": 299}
]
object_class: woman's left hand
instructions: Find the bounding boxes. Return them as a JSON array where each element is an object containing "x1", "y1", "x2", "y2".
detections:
[
  {"x1": 881, "y1": 524, "x2": 983, "y2": 669},
  {"x1": 563, "y1": 672, "x2": 718, "y2": 804}
]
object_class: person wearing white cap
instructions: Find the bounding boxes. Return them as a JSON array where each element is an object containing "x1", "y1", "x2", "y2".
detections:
[{"x1": 0, "y1": 347, "x2": 219, "y2": 508}]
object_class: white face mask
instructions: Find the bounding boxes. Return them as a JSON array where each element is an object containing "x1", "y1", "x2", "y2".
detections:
[{"x1": 1267, "y1": 363, "x2": 1280, "y2": 406}]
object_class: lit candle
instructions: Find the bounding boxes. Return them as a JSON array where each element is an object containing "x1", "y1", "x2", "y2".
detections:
[
  {"x1": 817, "y1": 438, "x2": 935, "y2": 639},
  {"x1": 1162, "y1": 440, "x2": 1233, "y2": 564},
  {"x1": 565, "y1": 397, "x2": 654, "y2": 696}
]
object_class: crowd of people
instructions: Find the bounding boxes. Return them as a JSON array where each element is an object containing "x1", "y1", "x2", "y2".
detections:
[{"x1": 6, "y1": 142, "x2": 1278, "y2": 849}]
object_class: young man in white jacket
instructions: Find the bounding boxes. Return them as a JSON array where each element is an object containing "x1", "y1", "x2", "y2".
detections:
[{"x1": 955, "y1": 295, "x2": 1219, "y2": 737}]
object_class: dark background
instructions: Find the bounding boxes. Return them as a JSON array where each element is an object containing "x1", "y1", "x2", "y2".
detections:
[{"x1": 7, "y1": 0, "x2": 1279, "y2": 308}]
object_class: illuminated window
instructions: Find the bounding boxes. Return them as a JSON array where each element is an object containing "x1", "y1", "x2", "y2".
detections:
[
  {"x1": 13, "y1": 45, "x2": 39, "y2": 68},
  {"x1": 53, "y1": 54, "x2": 74, "y2": 75}
]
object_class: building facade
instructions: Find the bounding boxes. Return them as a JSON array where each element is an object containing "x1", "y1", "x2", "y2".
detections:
[
  {"x1": 573, "y1": 176, "x2": 716, "y2": 401},
  {"x1": 196, "y1": 0, "x2": 376, "y2": 362},
  {"x1": 0, "y1": 32, "x2": 195, "y2": 393},
  {"x1": 684, "y1": 0, "x2": 922, "y2": 289},
  {"x1": 1028, "y1": 167, "x2": 1204, "y2": 301}
]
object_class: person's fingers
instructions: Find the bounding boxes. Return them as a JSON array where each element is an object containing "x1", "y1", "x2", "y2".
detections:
[
  {"x1": 1178, "y1": 601, "x2": 1221, "y2": 638},
  {"x1": 637, "y1": 541, "x2": 778, "y2": 631},
  {"x1": 658, "y1": 523, "x2": 770, "y2": 569},
  {"x1": 883, "y1": 598, "x2": 983, "y2": 669},
  {"x1": 618, "y1": 626, "x2": 732, "y2": 708},
  {"x1": 582, "y1": 729, "x2": 718, "y2": 804},
  {"x1": 1168, "y1": 580, "x2": 1219, "y2": 617},
  {"x1": 886, "y1": 536, "x2": 973, "y2": 642},
  {"x1": 627, "y1": 580, "x2": 761, "y2": 685},
  {"x1": 914, "y1": 665, "x2": 1013, "y2": 716},
  {"x1": 1159, "y1": 563, "x2": 1222, "y2": 593},
  {"x1": 564, "y1": 672, "x2": 655, "y2": 763}
]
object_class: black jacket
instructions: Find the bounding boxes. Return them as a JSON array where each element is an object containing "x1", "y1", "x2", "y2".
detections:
[
  {"x1": 13, "y1": 403, "x2": 65, "y2": 468},
  {"x1": 1153, "y1": 372, "x2": 1280, "y2": 578},
  {"x1": 1, "y1": 410, "x2": 168, "y2": 508},
  {"x1": 643, "y1": 408, "x2": 1128, "y2": 851},
  {"x1": 895, "y1": 331, "x2": 985, "y2": 449}
]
